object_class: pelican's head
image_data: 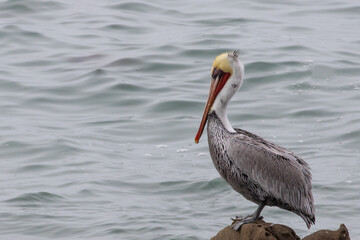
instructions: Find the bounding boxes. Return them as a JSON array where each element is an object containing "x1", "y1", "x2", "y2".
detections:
[{"x1": 195, "y1": 50, "x2": 244, "y2": 143}]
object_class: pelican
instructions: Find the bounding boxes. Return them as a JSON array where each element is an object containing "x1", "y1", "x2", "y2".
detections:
[{"x1": 195, "y1": 50, "x2": 315, "y2": 230}]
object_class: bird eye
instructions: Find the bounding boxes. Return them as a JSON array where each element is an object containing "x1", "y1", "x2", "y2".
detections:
[
  {"x1": 212, "y1": 68, "x2": 218, "y2": 78},
  {"x1": 212, "y1": 67, "x2": 223, "y2": 79},
  {"x1": 212, "y1": 67, "x2": 217, "y2": 73}
]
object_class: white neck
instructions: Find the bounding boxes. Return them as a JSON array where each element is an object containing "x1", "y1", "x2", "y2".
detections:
[
  {"x1": 213, "y1": 107, "x2": 236, "y2": 133},
  {"x1": 210, "y1": 61, "x2": 244, "y2": 133}
]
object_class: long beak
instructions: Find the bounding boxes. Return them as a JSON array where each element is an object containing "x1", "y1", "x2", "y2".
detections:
[
  {"x1": 194, "y1": 77, "x2": 218, "y2": 143},
  {"x1": 195, "y1": 69, "x2": 231, "y2": 143}
]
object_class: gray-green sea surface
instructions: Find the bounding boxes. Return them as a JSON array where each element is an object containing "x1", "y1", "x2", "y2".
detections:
[{"x1": 0, "y1": 0, "x2": 359, "y2": 239}]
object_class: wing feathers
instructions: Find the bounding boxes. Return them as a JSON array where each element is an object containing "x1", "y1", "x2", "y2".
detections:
[{"x1": 229, "y1": 129, "x2": 314, "y2": 218}]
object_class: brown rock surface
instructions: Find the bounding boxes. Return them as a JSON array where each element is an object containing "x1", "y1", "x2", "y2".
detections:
[
  {"x1": 211, "y1": 219, "x2": 300, "y2": 240},
  {"x1": 211, "y1": 220, "x2": 350, "y2": 240},
  {"x1": 302, "y1": 224, "x2": 350, "y2": 240}
]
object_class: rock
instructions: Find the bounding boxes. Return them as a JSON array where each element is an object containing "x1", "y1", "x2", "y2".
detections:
[
  {"x1": 211, "y1": 219, "x2": 350, "y2": 240},
  {"x1": 211, "y1": 219, "x2": 300, "y2": 240},
  {"x1": 302, "y1": 224, "x2": 350, "y2": 240}
]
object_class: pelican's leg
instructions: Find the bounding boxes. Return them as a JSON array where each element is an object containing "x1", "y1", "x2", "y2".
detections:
[{"x1": 231, "y1": 202, "x2": 265, "y2": 231}]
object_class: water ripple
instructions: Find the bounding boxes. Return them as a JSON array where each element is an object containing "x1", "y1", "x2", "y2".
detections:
[
  {"x1": 0, "y1": 0, "x2": 65, "y2": 15},
  {"x1": 6, "y1": 192, "x2": 65, "y2": 203}
]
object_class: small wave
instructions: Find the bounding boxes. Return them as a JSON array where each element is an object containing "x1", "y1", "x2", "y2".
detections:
[
  {"x1": 101, "y1": 24, "x2": 150, "y2": 34},
  {"x1": 282, "y1": 26, "x2": 313, "y2": 32},
  {"x1": 148, "y1": 100, "x2": 199, "y2": 114},
  {"x1": 105, "y1": 57, "x2": 143, "y2": 68},
  {"x1": 16, "y1": 164, "x2": 54, "y2": 173},
  {"x1": 75, "y1": 189, "x2": 98, "y2": 198},
  {"x1": 67, "y1": 54, "x2": 106, "y2": 63},
  {"x1": 155, "y1": 178, "x2": 229, "y2": 196},
  {"x1": 1, "y1": 25, "x2": 51, "y2": 44},
  {"x1": 179, "y1": 48, "x2": 233, "y2": 58},
  {"x1": 246, "y1": 60, "x2": 304, "y2": 72},
  {"x1": 338, "y1": 129, "x2": 360, "y2": 143},
  {"x1": 139, "y1": 61, "x2": 191, "y2": 73},
  {"x1": 0, "y1": 0, "x2": 66, "y2": 15},
  {"x1": 193, "y1": 17, "x2": 252, "y2": 26},
  {"x1": 6, "y1": 192, "x2": 66, "y2": 203},
  {"x1": 108, "y1": 2, "x2": 162, "y2": 13},
  {"x1": 290, "y1": 5, "x2": 360, "y2": 16},
  {"x1": 286, "y1": 107, "x2": 336, "y2": 118},
  {"x1": 277, "y1": 45, "x2": 315, "y2": 52}
]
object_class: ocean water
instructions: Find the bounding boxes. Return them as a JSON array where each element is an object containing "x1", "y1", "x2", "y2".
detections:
[{"x1": 0, "y1": 0, "x2": 359, "y2": 239}]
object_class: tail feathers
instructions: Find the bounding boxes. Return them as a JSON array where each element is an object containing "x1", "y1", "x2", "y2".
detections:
[{"x1": 299, "y1": 212, "x2": 315, "y2": 229}]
